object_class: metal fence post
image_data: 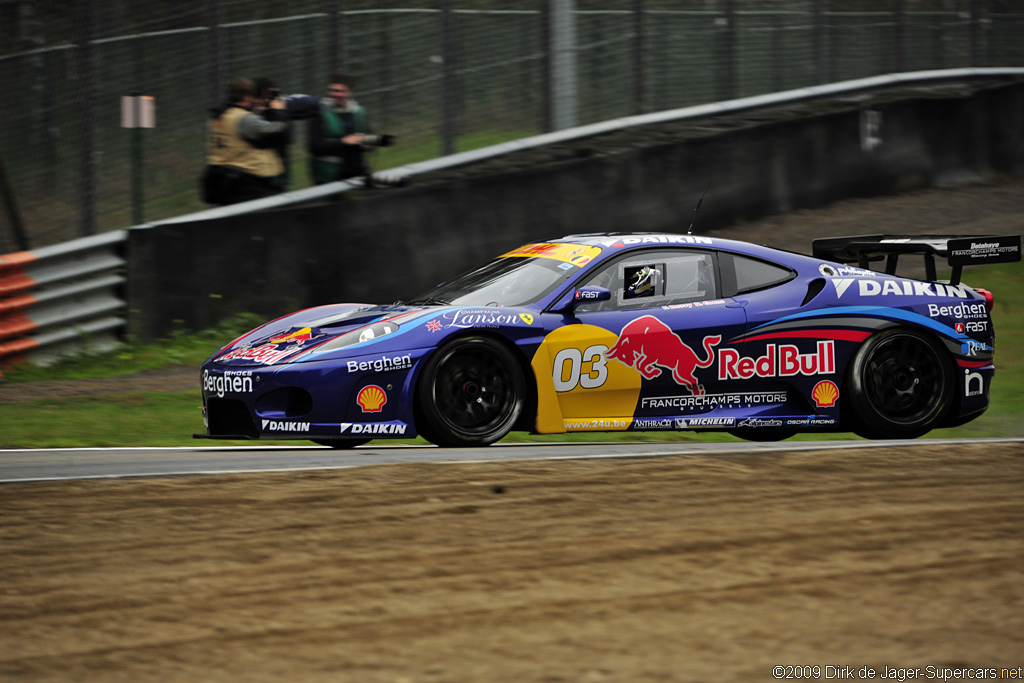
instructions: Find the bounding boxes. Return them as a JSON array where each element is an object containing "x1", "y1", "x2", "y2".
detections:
[
  {"x1": 895, "y1": 0, "x2": 907, "y2": 73},
  {"x1": 327, "y1": 0, "x2": 340, "y2": 73},
  {"x1": 719, "y1": 0, "x2": 736, "y2": 101},
  {"x1": 131, "y1": 91, "x2": 144, "y2": 226},
  {"x1": 550, "y1": 0, "x2": 577, "y2": 130},
  {"x1": 0, "y1": 150, "x2": 29, "y2": 251},
  {"x1": 131, "y1": 37, "x2": 145, "y2": 226},
  {"x1": 969, "y1": 0, "x2": 981, "y2": 67},
  {"x1": 440, "y1": 0, "x2": 457, "y2": 156},
  {"x1": 633, "y1": 0, "x2": 645, "y2": 115},
  {"x1": 541, "y1": 0, "x2": 553, "y2": 133},
  {"x1": 206, "y1": 0, "x2": 221, "y2": 111},
  {"x1": 812, "y1": 0, "x2": 824, "y2": 84},
  {"x1": 76, "y1": 0, "x2": 96, "y2": 237}
]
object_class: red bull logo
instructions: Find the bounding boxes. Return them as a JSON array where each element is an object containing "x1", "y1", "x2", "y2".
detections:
[
  {"x1": 606, "y1": 315, "x2": 720, "y2": 396},
  {"x1": 718, "y1": 342, "x2": 835, "y2": 380},
  {"x1": 220, "y1": 327, "x2": 323, "y2": 365},
  {"x1": 270, "y1": 327, "x2": 315, "y2": 343}
]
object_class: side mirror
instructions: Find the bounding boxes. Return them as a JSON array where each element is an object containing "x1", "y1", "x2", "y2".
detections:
[{"x1": 553, "y1": 286, "x2": 612, "y2": 313}]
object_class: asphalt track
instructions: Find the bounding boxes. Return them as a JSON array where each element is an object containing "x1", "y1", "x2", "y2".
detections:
[{"x1": 3, "y1": 437, "x2": 1021, "y2": 483}]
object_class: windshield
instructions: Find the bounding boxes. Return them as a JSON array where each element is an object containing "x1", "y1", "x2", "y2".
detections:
[
  {"x1": 410, "y1": 257, "x2": 576, "y2": 307},
  {"x1": 409, "y1": 242, "x2": 604, "y2": 307}
]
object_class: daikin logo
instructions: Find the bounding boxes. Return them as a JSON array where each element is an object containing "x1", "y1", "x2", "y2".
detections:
[
  {"x1": 340, "y1": 422, "x2": 408, "y2": 435},
  {"x1": 831, "y1": 278, "x2": 970, "y2": 299},
  {"x1": 600, "y1": 235, "x2": 713, "y2": 248},
  {"x1": 261, "y1": 420, "x2": 309, "y2": 432}
]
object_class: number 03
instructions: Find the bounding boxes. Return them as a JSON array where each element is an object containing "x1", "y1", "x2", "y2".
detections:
[{"x1": 552, "y1": 345, "x2": 608, "y2": 392}]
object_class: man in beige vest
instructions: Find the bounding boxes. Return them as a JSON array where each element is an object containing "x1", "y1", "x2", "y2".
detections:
[{"x1": 201, "y1": 78, "x2": 289, "y2": 205}]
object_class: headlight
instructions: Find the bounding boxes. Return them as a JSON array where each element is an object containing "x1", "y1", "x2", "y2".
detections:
[{"x1": 291, "y1": 321, "x2": 399, "y2": 361}]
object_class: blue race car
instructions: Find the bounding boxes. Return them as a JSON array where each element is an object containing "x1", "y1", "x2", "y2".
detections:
[{"x1": 197, "y1": 232, "x2": 1020, "y2": 447}]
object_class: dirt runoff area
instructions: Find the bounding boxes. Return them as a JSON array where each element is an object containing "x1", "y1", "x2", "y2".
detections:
[{"x1": 1, "y1": 442, "x2": 1022, "y2": 682}]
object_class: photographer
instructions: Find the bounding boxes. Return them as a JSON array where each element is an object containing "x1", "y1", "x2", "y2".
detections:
[
  {"x1": 202, "y1": 78, "x2": 289, "y2": 205},
  {"x1": 308, "y1": 73, "x2": 393, "y2": 185},
  {"x1": 253, "y1": 77, "x2": 320, "y2": 189}
]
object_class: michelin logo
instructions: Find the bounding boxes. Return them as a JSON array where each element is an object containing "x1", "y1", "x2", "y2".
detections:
[{"x1": 682, "y1": 417, "x2": 735, "y2": 427}]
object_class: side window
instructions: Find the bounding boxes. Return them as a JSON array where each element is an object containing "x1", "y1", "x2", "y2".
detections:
[
  {"x1": 576, "y1": 250, "x2": 717, "y2": 312},
  {"x1": 729, "y1": 254, "x2": 794, "y2": 294}
]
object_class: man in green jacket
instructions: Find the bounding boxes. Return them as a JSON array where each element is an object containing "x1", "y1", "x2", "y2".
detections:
[{"x1": 307, "y1": 73, "x2": 372, "y2": 184}]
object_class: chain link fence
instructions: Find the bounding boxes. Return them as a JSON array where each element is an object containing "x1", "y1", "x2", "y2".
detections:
[{"x1": 1, "y1": 0, "x2": 1022, "y2": 250}]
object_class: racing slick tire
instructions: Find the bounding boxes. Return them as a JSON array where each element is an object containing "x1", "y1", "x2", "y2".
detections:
[
  {"x1": 416, "y1": 336, "x2": 526, "y2": 448},
  {"x1": 312, "y1": 439, "x2": 371, "y2": 449},
  {"x1": 846, "y1": 328, "x2": 953, "y2": 440}
]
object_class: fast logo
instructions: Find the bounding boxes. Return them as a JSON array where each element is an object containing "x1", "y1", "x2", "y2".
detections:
[{"x1": 606, "y1": 316, "x2": 720, "y2": 396}]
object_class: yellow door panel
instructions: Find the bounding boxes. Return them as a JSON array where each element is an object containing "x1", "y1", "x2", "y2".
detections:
[{"x1": 531, "y1": 324, "x2": 642, "y2": 433}]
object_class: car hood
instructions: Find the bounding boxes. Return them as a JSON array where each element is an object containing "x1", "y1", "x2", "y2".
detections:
[{"x1": 208, "y1": 303, "x2": 430, "y2": 367}]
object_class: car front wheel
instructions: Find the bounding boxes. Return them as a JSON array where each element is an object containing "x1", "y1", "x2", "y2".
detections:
[
  {"x1": 847, "y1": 328, "x2": 953, "y2": 439},
  {"x1": 417, "y1": 336, "x2": 525, "y2": 447}
]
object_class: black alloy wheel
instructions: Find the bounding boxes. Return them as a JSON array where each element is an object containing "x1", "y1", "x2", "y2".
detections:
[
  {"x1": 847, "y1": 328, "x2": 953, "y2": 439},
  {"x1": 417, "y1": 336, "x2": 526, "y2": 447}
]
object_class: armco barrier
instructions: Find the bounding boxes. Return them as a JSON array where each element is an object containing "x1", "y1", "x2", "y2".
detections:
[{"x1": 0, "y1": 230, "x2": 127, "y2": 373}]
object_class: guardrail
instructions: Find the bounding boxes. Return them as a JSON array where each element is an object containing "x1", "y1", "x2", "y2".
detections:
[{"x1": 0, "y1": 230, "x2": 127, "y2": 375}]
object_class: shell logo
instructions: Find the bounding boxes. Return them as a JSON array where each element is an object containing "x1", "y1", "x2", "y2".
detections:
[
  {"x1": 812, "y1": 380, "x2": 839, "y2": 408},
  {"x1": 357, "y1": 385, "x2": 387, "y2": 413}
]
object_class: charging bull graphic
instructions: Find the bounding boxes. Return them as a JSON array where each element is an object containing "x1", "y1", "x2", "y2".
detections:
[{"x1": 606, "y1": 315, "x2": 721, "y2": 395}]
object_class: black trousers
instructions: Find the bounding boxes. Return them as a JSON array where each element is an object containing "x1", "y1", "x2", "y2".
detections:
[{"x1": 201, "y1": 166, "x2": 281, "y2": 206}]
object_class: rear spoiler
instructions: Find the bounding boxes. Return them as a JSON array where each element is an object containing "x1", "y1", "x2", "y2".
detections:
[{"x1": 811, "y1": 234, "x2": 1021, "y2": 285}]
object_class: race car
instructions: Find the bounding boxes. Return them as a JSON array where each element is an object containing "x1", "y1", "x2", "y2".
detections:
[{"x1": 196, "y1": 232, "x2": 1020, "y2": 447}]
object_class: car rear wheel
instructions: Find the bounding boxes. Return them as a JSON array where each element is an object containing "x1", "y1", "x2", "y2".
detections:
[
  {"x1": 417, "y1": 336, "x2": 525, "y2": 447},
  {"x1": 847, "y1": 328, "x2": 952, "y2": 439},
  {"x1": 312, "y1": 438, "x2": 371, "y2": 449}
]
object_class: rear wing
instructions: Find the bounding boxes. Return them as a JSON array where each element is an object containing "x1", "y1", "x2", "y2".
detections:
[{"x1": 811, "y1": 234, "x2": 1021, "y2": 285}]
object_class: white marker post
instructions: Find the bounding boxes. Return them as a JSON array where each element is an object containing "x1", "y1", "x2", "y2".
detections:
[{"x1": 121, "y1": 94, "x2": 155, "y2": 225}]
